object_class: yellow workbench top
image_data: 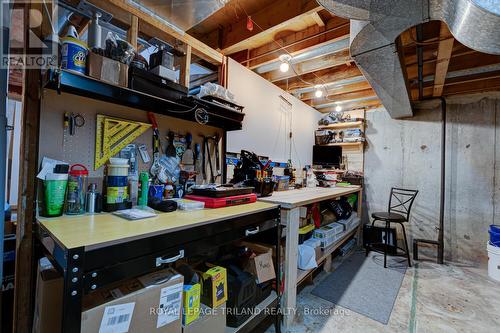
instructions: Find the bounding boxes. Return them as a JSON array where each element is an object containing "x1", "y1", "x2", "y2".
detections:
[
  {"x1": 258, "y1": 186, "x2": 361, "y2": 209},
  {"x1": 38, "y1": 202, "x2": 278, "y2": 250}
]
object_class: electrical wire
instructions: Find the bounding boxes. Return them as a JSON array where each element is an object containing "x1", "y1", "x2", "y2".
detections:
[{"x1": 237, "y1": 6, "x2": 342, "y2": 102}]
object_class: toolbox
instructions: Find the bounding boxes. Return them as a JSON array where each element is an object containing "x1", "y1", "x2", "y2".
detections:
[
  {"x1": 190, "y1": 185, "x2": 254, "y2": 198},
  {"x1": 128, "y1": 67, "x2": 188, "y2": 101},
  {"x1": 185, "y1": 193, "x2": 257, "y2": 208}
]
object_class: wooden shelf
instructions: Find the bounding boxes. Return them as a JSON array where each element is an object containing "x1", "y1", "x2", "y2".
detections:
[
  {"x1": 43, "y1": 69, "x2": 244, "y2": 131},
  {"x1": 297, "y1": 222, "x2": 360, "y2": 286},
  {"x1": 225, "y1": 291, "x2": 278, "y2": 333},
  {"x1": 320, "y1": 142, "x2": 364, "y2": 147},
  {"x1": 318, "y1": 121, "x2": 364, "y2": 129}
]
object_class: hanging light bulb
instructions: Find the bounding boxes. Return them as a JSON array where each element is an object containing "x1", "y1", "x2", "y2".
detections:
[
  {"x1": 335, "y1": 105, "x2": 342, "y2": 112},
  {"x1": 278, "y1": 54, "x2": 292, "y2": 73},
  {"x1": 246, "y1": 16, "x2": 254, "y2": 31},
  {"x1": 314, "y1": 85, "x2": 323, "y2": 98},
  {"x1": 280, "y1": 62, "x2": 290, "y2": 73}
]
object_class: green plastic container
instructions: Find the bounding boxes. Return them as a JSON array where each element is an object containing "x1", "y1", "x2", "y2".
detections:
[{"x1": 44, "y1": 173, "x2": 68, "y2": 217}]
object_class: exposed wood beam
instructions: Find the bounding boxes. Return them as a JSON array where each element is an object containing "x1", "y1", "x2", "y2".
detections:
[
  {"x1": 317, "y1": 99, "x2": 382, "y2": 113},
  {"x1": 179, "y1": 45, "x2": 192, "y2": 87},
  {"x1": 300, "y1": 80, "x2": 372, "y2": 101},
  {"x1": 88, "y1": 0, "x2": 223, "y2": 63},
  {"x1": 261, "y1": 49, "x2": 351, "y2": 82},
  {"x1": 311, "y1": 12, "x2": 325, "y2": 27},
  {"x1": 275, "y1": 64, "x2": 362, "y2": 91},
  {"x1": 406, "y1": 52, "x2": 500, "y2": 80},
  {"x1": 127, "y1": 15, "x2": 139, "y2": 50},
  {"x1": 243, "y1": 18, "x2": 350, "y2": 68},
  {"x1": 306, "y1": 89, "x2": 377, "y2": 107},
  {"x1": 433, "y1": 22, "x2": 454, "y2": 97},
  {"x1": 218, "y1": 0, "x2": 322, "y2": 55}
]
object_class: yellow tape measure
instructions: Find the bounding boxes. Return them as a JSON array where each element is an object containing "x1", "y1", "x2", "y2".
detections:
[{"x1": 94, "y1": 115, "x2": 151, "y2": 170}]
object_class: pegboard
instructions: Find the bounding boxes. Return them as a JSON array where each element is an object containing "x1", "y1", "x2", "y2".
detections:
[{"x1": 39, "y1": 89, "x2": 224, "y2": 183}]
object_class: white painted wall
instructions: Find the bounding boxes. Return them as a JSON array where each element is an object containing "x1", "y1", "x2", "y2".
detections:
[{"x1": 226, "y1": 58, "x2": 322, "y2": 169}]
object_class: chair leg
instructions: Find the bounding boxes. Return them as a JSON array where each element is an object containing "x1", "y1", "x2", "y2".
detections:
[
  {"x1": 400, "y1": 223, "x2": 412, "y2": 267},
  {"x1": 384, "y1": 221, "x2": 389, "y2": 268}
]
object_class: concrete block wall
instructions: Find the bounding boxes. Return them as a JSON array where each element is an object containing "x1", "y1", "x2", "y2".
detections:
[{"x1": 363, "y1": 94, "x2": 500, "y2": 265}]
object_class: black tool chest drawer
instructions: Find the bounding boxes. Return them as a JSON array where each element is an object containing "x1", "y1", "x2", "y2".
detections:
[{"x1": 82, "y1": 208, "x2": 279, "y2": 292}]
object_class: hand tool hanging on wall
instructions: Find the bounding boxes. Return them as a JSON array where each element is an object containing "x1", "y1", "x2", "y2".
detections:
[
  {"x1": 95, "y1": 115, "x2": 151, "y2": 170},
  {"x1": 148, "y1": 112, "x2": 161, "y2": 177},
  {"x1": 181, "y1": 133, "x2": 194, "y2": 168},
  {"x1": 214, "y1": 134, "x2": 222, "y2": 181},
  {"x1": 204, "y1": 136, "x2": 215, "y2": 183},
  {"x1": 166, "y1": 131, "x2": 177, "y2": 158}
]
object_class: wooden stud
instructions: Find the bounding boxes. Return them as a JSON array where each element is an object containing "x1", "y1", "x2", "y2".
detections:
[
  {"x1": 433, "y1": 22, "x2": 454, "y2": 97},
  {"x1": 179, "y1": 45, "x2": 192, "y2": 88},
  {"x1": 311, "y1": 12, "x2": 325, "y2": 27},
  {"x1": 282, "y1": 207, "x2": 300, "y2": 328},
  {"x1": 306, "y1": 89, "x2": 377, "y2": 108},
  {"x1": 300, "y1": 80, "x2": 372, "y2": 101},
  {"x1": 127, "y1": 15, "x2": 139, "y2": 50},
  {"x1": 13, "y1": 2, "x2": 42, "y2": 332}
]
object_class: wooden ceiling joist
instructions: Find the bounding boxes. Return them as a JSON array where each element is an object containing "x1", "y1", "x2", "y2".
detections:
[
  {"x1": 261, "y1": 49, "x2": 351, "y2": 82},
  {"x1": 243, "y1": 18, "x2": 350, "y2": 69},
  {"x1": 307, "y1": 89, "x2": 377, "y2": 107},
  {"x1": 299, "y1": 80, "x2": 371, "y2": 101},
  {"x1": 214, "y1": 0, "x2": 322, "y2": 55},
  {"x1": 432, "y1": 22, "x2": 454, "y2": 97},
  {"x1": 317, "y1": 98, "x2": 382, "y2": 113},
  {"x1": 275, "y1": 64, "x2": 362, "y2": 91}
]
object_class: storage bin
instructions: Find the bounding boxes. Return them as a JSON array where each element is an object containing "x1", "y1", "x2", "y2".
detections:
[
  {"x1": 489, "y1": 225, "x2": 500, "y2": 246},
  {"x1": 315, "y1": 130, "x2": 334, "y2": 145},
  {"x1": 487, "y1": 242, "x2": 500, "y2": 282},
  {"x1": 313, "y1": 222, "x2": 344, "y2": 239},
  {"x1": 298, "y1": 224, "x2": 315, "y2": 244}
]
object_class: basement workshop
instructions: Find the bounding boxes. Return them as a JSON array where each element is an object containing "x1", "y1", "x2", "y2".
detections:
[{"x1": 1, "y1": 1, "x2": 499, "y2": 333}]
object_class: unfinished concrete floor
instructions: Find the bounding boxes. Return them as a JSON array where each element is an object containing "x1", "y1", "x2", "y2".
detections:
[{"x1": 267, "y1": 252, "x2": 500, "y2": 333}]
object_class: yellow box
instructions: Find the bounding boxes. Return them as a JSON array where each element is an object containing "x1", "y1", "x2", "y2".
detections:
[
  {"x1": 200, "y1": 266, "x2": 227, "y2": 308},
  {"x1": 182, "y1": 284, "x2": 201, "y2": 326}
]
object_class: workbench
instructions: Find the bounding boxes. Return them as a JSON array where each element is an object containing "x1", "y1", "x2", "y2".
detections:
[
  {"x1": 37, "y1": 202, "x2": 282, "y2": 333},
  {"x1": 259, "y1": 186, "x2": 363, "y2": 328}
]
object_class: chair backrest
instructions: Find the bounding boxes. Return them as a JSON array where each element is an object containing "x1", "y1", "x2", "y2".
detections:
[{"x1": 388, "y1": 187, "x2": 418, "y2": 221}]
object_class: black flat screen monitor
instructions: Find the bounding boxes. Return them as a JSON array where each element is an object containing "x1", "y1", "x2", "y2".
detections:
[{"x1": 313, "y1": 145, "x2": 341, "y2": 167}]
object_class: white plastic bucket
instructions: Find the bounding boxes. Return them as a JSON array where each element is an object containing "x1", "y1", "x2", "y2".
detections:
[
  {"x1": 107, "y1": 164, "x2": 129, "y2": 176},
  {"x1": 487, "y1": 242, "x2": 500, "y2": 282}
]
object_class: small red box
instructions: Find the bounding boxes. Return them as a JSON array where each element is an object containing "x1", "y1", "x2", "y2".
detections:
[{"x1": 185, "y1": 193, "x2": 257, "y2": 208}]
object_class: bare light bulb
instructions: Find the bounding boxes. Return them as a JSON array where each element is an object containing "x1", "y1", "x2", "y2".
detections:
[
  {"x1": 315, "y1": 89, "x2": 323, "y2": 98},
  {"x1": 280, "y1": 61, "x2": 290, "y2": 73},
  {"x1": 335, "y1": 105, "x2": 342, "y2": 112}
]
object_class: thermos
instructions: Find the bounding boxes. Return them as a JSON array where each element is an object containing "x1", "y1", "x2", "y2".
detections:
[{"x1": 85, "y1": 183, "x2": 98, "y2": 213}]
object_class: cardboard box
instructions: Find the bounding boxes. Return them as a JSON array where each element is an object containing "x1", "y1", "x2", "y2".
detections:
[
  {"x1": 182, "y1": 283, "x2": 201, "y2": 326},
  {"x1": 82, "y1": 269, "x2": 184, "y2": 333},
  {"x1": 182, "y1": 303, "x2": 226, "y2": 333},
  {"x1": 32, "y1": 257, "x2": 63, "y2": 333},
  {"x1": 87, "y1": 52, "x2": 128, "y2": 87},
  {"x1": 239, "y1": 242, "x2": 276, "y2": 284},
  {"x1": 199, "y1": 266, "x2": 227, "y2": 309}
]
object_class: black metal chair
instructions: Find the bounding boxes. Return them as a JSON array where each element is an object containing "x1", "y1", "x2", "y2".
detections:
[{"x1": 366, "y1": 187, "x2": 418, "y2": 268}]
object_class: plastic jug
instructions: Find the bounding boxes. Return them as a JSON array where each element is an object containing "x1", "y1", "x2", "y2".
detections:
[{"x1": 66, "y1": 164, "x2": 88, "y2": 215}]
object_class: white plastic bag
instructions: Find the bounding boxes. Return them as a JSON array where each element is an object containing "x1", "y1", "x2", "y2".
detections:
[{"x1": 298, "y1": 244, "x2": 318, "y2": 270}]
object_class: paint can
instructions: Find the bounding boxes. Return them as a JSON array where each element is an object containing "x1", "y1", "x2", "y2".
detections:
[
  {"x1": 487, "y1": 241, "x2": 500, "y2": 282},
  {"x1": 61, "y1": 37, "x2": 88, "y2": 74}
]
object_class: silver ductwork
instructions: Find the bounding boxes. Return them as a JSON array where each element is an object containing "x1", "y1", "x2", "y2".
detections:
[{"x1": 317, "y1": 0, "x2": 500, "y2": 118}]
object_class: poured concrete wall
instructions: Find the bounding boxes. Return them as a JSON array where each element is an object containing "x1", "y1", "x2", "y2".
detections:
[{"x1": 363, "y1": 94, "x2": 500, "y2": 264}]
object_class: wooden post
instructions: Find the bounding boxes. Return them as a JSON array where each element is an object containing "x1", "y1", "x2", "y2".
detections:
[
  {"x1": 179, "y1": 45, "x2": 192, "y2": 88},
  {"x1": 127, "y1": 15, "x2": 139, "y2": 50},
  {"x1": 13, "y1": 2, "x2": 42, "y2": 332}
]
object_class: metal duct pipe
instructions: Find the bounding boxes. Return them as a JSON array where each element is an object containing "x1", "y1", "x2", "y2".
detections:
[{"x1": 318, "y1": 0, "x2": 500, "y2": 118}]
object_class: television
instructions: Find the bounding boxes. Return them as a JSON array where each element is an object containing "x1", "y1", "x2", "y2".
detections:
[{"x1": 312, "y1": 145, "x2": 341, "y2": 167}]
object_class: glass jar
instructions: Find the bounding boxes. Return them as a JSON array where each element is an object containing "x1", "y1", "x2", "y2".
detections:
[{"x1": 65, "y1": 164, "x2": 88, "y2": 215}]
